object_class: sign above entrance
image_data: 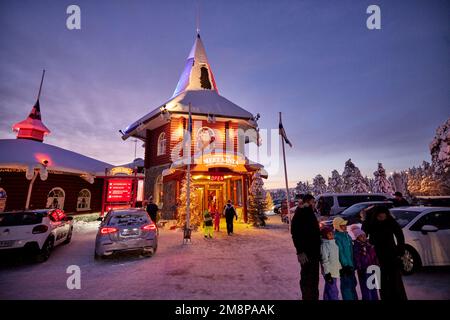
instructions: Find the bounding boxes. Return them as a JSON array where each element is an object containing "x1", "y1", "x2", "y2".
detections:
[
  {"x1": 201, "y1": 154, "x2": 246, "y2": 167},
  {"x1": 109, "y1": 166, "x2": 134, "y2": 176}
]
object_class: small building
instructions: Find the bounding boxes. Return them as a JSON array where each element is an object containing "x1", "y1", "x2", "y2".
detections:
[{"x1": 121, "y1": 33, "x2": 265, "y2": 222}]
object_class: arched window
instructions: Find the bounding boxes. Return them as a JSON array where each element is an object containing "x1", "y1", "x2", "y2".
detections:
[
  {"x1": 157, "y1": 132, "x2": 166, "y2": 156},
  {"x1": 0, "y1": 188, "x2": 7, "y2": 213},
  {"x1": 154, "y1": 175, "x2": 163, "y2": 206},
  {"x1": 77, "y1": 189, "x2": 91, "y2": 211},
  {"x1": 46, "y1": 187, "x2": 65, "y2": 210}
]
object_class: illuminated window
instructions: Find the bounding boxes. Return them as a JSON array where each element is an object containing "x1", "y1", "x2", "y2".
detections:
[
  {"x1": 0, "y1": 188, "x2": 6, "y2": 213},
  {"x1": 154, "y1": 174, "x2": 163, "y2": 206},
  {"x1": 77, "y1": 189, "x2": 91, "y2": 211},
  {"x1": 157, "y1": 132, "x2": 166, "y2": 156},
  {"x1": 46, "y1": 187, "x2": 65, "y2": 210}
]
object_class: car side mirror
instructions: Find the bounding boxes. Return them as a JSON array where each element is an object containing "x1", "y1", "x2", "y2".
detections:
[{"x1": 421, "y1": 225, "x2": 438, "y2": 233}]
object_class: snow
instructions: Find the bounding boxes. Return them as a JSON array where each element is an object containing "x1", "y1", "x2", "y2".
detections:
[
  {"x1": 0, "y1": 216, "x2": 449, "y2": 300},
  {"x1": 0, "y1": 139, "x2": 112, "y2": 176}
]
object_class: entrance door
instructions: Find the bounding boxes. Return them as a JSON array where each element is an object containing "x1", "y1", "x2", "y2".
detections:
[{"x1": 207, "y1": 184, "x2": 224, "y2": 215}]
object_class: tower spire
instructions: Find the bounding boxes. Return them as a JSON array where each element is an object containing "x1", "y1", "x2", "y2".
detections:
[{"x1": 12, "y1": 69, "x2": 51, "y2": 142}]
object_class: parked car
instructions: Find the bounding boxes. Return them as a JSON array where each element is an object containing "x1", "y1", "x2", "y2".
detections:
[
  {"x1": 0, "y1": 209, "x2": 73, "y2": 262},
  {"x1": 390, "y1": 207, "x2": 450, "y2": 275},
  {"x1": 273, "y1": 203, "x2": 281, "y2": 214},
  {"x1": 315, "y1": 193, "x2": 390, "y2": 216},
  {"x1": 322, "y1": 201, "x2": 394, "y2": 229},
  {"x1": 413, "y1": 196, "x2": 450, "y2": 207},
  {"x1": 95, "y1": 208, "x2": 158, "y2": 259}
]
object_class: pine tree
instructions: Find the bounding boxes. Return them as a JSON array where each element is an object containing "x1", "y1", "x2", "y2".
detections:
[
  {"x1": 373, "y1": 163, "x2": 393, "y2": 193},
  {"x1": 390, "y1": 171, "x2": 409, "y2": 196},
  {"x1": 265, "y1": 191, "x2": 274, "y2": 211},
  {"x1": 327, "y1": 170, "x2": 343, "y2": 193},
  {"x1": 248, "y1": 172, "x2": 267, "y2": 226},
  {"x1": 342, "y1": 159, "x2": 369, "y2": 193},
  {"x1": 429, "y1": 118, "x2": 450, "y2": 195},
  {"x1": 176, "y1": 173, "x2": 201, "y2": 229},
  {"x1": 312, "y1": 174, "x2": 327, "y2": 195}
]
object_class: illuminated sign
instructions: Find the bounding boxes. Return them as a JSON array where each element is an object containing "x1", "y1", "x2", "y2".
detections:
[
  {"x1": 201, "y1": 154, "x2": 245, "y2": 166},
  {"x1": 210, "y1": 175, "x2": 224, "y2": 181},
  {"x1": 107, "y1": 179, "x2": 132, "y2": 202},
  {"x1": 110, "y1": 167, "x2": 134, "y2": 176}
]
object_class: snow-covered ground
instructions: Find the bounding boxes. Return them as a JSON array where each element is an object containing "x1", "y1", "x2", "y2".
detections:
[{"x1": 0, "y1": 216, "x2": 449, "y2": 300}]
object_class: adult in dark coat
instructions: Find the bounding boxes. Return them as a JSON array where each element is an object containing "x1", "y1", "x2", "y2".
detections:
[
  {"x1": 223, "y1": 200, "x2": 238, "y2": 235},
  {"x1": 291, "y1": 194, "x2": 321, "y2": 300},
  {"x1": 392, "y1": 192, "x2": 410, "y2": 207},
  {"x1": 362, "y1": 206, "x2": 408, "y2": 300},
  {"x1": 146, "y1": 198, "x2": 159, "y2": 223}
]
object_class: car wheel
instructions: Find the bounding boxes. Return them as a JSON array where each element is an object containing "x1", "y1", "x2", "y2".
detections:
[
  {"x1": 142, "y1": 249, "x2": 153, "y2": 258},
  {"x1": 402, "y1": 246, "x2": 421, "y2": 275},
  {"x1": 63, "y1": 228, "x2": 73, "y2": 244},
  {"x1": 35, "y1": 237, "x2": 54, "y2": 263}
]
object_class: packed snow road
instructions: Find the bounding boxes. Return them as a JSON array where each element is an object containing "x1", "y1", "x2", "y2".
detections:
[{"x1": 0, "y1": 216, "x2": 449, "y2": 300}]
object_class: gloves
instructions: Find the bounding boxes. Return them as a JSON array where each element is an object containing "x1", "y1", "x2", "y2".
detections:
[
  {"x1": 324, "y1": 273, "x2": 333, "y2": 283},
  {"x1": 297, "y1": 253, "x2": 309, "y2": 265}
]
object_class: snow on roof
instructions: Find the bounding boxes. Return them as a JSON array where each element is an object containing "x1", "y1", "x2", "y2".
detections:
[
  {"x1": 122, "y1": 34, "x2": 255, "y2": 140},
  {"x1": 0, "y1": 139, "x2": 112, "y2": 176}
]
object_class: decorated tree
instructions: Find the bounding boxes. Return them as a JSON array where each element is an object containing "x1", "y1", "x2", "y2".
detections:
[
  {"x1": 176, "y1": 173, "x2": 201, "y2": 229},
  {"x1": 328, "y1": 170, "x2": 343, "y2": 193},
  {"x1": 312, "y1": 174, "x2": 327, "y2": 195},
  {"x1": 265, "y1": 191, "x2": 274, "y2": 211},
  {"x1": 373, "y1": 163, "x2": 393, "y2": 193},
  {"x1": 342, "y1": 159, "x2": 369, "y2": 193},
  {"x1": 248, "y1": 171, "x2": 267, "y2": 226}
]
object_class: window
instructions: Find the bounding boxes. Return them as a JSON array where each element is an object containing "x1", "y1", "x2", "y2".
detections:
[
  {"x1": 154, "y1": 175, "x2": 163, "y2": 206},
  {"x1": 77, "y1": 189, "x2": 91, "y2": 211},
  {"x1": 46, "y1": 187, "x2": 65, "y2": 210},
  {"x1": 411, "y1": 211, "x2": 450, "y2": 231},
  {"x1": 157, "y1": 132, "x2": 166, "y2": 156},
  {"x1": 0, "y1": 188, "x2": 6, "y2": 213},
  {"x1": 322, "y1": 196, "x2": 334, "y2": 208},
  {"x1": 337, "y1": 195, "x2": 387, "y2": 207}
]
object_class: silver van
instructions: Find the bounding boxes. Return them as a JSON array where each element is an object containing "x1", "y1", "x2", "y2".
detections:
[{"x1": 315, "y1": 193, "x2": 390, "y2": 216}]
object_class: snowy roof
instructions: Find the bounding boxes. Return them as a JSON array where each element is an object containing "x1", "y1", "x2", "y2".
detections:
[
  {"x1": 0, "y1": 139, "x2": 112, "y2": 176},
  {"x1": 122, "y1": 34, "x2": 255, "y2": 140}
]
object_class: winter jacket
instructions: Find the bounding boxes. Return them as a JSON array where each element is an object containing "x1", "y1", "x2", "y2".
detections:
[
  {"x1": 334, "y1": 231, "x2": 354, "y2": 268},
  {"x1": 291, "y1": 204, "x2": 321, "y2": 258},
  {"x1": 353, "y1": 239, "x2": 379, "y2": 271},
  {"x1": 320, "y1": 239, "x2": 341, "y2": 278},
  {"x1": 224, "y1": 204, "x2": 237, "y2": 221},
  {"x1": 203, "y1": 212, "x2": 213, "y2": 227}
]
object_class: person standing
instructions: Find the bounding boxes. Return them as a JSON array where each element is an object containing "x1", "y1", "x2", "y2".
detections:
[
  {"x1": 223, "y1": 200, "x2": 237, "y2": 235},
  {"x1": 392, "y1": 192, "x2": 410, "y2": 207},
  {"x1": 146, "y1": 197, "x2": 159, "y2": 223},
  {"x1": 362, "y1": 206, "x2": 408, "y2": 300},
  {"x1": 291, "y1": 194, "x2": 321, "y2": 300},
  {"x1": 333, "y1": 217, "x2": 358, "y2": 300},
  {"x1": 203, "y1": 210, "x2": 214, "y2": 239},
  {"x1": 320, "y1": 227, "x2": 341, "y2": 300},
  {"x1": 352, "y1": 226, "x2": 379, "y2": 300}
]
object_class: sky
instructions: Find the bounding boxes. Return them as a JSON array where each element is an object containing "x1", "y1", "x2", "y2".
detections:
[{"x1": 0, "y1": 0, "x2": 448, "y2": 189}]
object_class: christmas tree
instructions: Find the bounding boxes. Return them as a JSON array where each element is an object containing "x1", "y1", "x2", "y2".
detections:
[
  {"x1": 328, "y1": 170, "x2": 343, "y2": 193},
  {"x1": 342, "y1": 159, "x2": 369, "y2": 193},
  {"x1": 176, "y1": 173, "x2": 202, "y2": 229},
  {"x1": 373, "y1": 163, "x2": 393, "y2": 193},
  {"x1": 265, "y1": 191, "x2": 274, "y2": 211},
  {"x1": 312, "y1": 174, "x2": 327, "y2": 195},
  {"x1": 247, "y1": 171, "x2": 267, "y2": 226}
]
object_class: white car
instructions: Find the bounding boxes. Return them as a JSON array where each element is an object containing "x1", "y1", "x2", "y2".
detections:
[
  {"x1": 390, "y1": 207, "x2": 450, "y2": 274},
  {"x1": 0, "y1": 209, "x2": 73, "y2": 262}
]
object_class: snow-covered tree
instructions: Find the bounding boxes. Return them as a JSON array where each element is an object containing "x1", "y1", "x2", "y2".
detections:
[
  {"x1": 390, "y1": 171, "x2": 409, "y2": 196},
  {"x1": 248, "y1": 171, "x2": 267, "y2": 226},
  {"x1": 429, "y1": 118, "x2": 450, "y2": 195},
  {"x1": 295, "y1": 181, "x2": 312, "y2": 195},
  {"x1": 177, "y1": 173, "x2": 201, "y2": 228},
  {"x1": 265, "y1": 191, "x2": 274, "y2": 211},
  {"x1": 373, "y1": 163, "x2": 393, "y2": 193},
  {"x1": 342, "y1": 159, "x2": 369, "y2": 193},
  {"x1": 328, "y1": 170, "x2": 343, "y2": 193},
  {"x1": 312, "y1": 174, "x2": 327, "y2": 195}
]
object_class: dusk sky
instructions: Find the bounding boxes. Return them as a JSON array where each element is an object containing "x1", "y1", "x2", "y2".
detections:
[{"x1": 0, "y1": 0, "x2": 448, "y2": 189}]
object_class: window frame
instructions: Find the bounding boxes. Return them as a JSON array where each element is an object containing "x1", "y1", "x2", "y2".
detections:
[
  {"x1": 157, "y1": 132, "x2": 166, "y2": 156},
  {"x1": 77, "y1": 189, "x2": 92, "y2": 212}
]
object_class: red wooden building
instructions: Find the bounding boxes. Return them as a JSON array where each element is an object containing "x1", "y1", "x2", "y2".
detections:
[{"x1": 121, "y1": 33, "x2": 265, "y2": 222}]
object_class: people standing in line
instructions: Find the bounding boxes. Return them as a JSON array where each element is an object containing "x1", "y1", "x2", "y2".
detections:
[
  {"x1": 392, "y1": 192, "x2": 410, "y2": 207},
  {"x1": 146, "y1": 197, "x2": 159, "y2": 223},
  {"x1": 320, "y1": 227, "x2": 341, "y2": 300},
  {"x1": 352, "y1": 226, "x2": 379, "y2": 300},
  {"x1": 333, "y1": 217, "x2": 358, "y2": 300},
  {"x1": 362, "y1": 206, "x2": 408, "y2": 300},
  {"x1": 203, "y1": 210, "x2": 214, "y2": 239},
  {"x1": 291, "y1": 194, "x2": 321, "y2": 300},
  {"x1": 223, "y1": 200, "x2": 238, "y2": 235}
]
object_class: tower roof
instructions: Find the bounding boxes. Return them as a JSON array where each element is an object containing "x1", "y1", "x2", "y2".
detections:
[{"x1": 172, "y1": 33, "x2": 218, "y2": 97}]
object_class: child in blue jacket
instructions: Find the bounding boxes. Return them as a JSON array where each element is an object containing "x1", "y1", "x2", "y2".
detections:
[{"x1": 320, "y1": 227, "x2": 341, "y2": 300}]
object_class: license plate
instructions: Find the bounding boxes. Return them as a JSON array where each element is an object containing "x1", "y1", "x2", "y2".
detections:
[
  {"x1": 0, "y1": 240, "x2": 14, "y2": 247},
  {"x1": 121, "y1": 229, "x2": 139, "y2": 236}
]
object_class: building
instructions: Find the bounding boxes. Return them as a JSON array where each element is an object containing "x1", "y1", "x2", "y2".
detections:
[{"x1": 121, "y1": 33, "x2": 265, "y2": 222}]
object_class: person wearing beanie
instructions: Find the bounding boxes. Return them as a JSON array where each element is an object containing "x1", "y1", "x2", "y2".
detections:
[
  {"x1": 353, "y1": 227, "x2": 379, "y2": 300},
  {"x1": 333, "y1": 217, "x2": 358, "y2": 300},
  {"x1": 320, "y1": 227, "x2": 341, "y2": 300}
]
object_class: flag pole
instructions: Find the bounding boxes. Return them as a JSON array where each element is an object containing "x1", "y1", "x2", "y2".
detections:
[
  {"x1": 279, "y1": 112, "x2": 292, "y2": 231},
  {"x1": 185, "y1": 103, "x2": 192, "y2": 242}
]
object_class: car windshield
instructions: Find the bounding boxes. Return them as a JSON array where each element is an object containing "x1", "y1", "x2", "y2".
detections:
[
  {"x1": 337, "y1": 195, "x2": 387, "y2": 207},
  {"x1": 341, "y1": 204, "x2": 367, "y2": 217},
  {"x1": 0, "y1": 212, "x2": 44, "y2": 226},
  {"x1": 390, "y1": 210, "x2": 421, "y2": 228},
  {"x1": 108, "y1": 213, "x2": 149, "y2": 227}
]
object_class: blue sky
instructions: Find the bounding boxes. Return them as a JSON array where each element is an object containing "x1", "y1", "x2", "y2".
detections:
[{"x1": 0, "y1": 0, "x2": 448, "y2": 188}]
